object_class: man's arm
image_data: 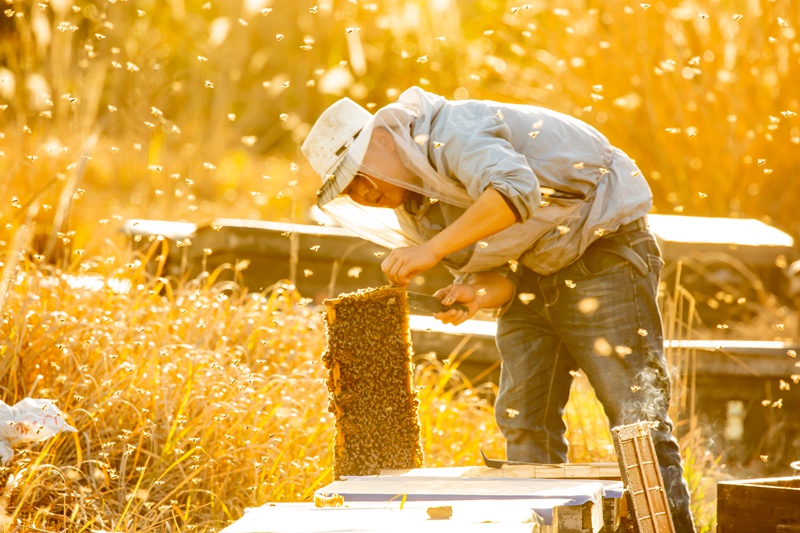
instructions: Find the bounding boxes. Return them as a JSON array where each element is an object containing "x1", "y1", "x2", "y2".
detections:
[
  {"x1": 432, "y1": 271, "x2": 515, "y2": 326},
  {"x1": 381, "y1": 187, "x2": 517, "y2": 285}
]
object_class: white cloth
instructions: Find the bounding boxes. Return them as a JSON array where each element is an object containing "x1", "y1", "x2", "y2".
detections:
[{"x1": 0, "y1": 398, "x2": 77, "y2": 463}]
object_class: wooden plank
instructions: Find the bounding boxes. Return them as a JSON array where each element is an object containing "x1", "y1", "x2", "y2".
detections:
[
  {"x1": 380, "y1": 467, "x2": 474, "y2": 477},
  {"x1": 468, "y1": 463, "x2": 620, "y2": 480},
  {"x1": 381, "y1": 463, "x2": 621, "y2": 480},
  {"x1": 318, "y1": 475, "x2": 606, "y2": 504},
  {"x1": 553, "y1": 500, "x2": 604, "y2": 533},
  {"x1": 717, "y1": 477, "x2": 800, "y2": 533},
  {"x1": 611, "y1": 422, "x2": 675, "y2": 533},
  {"x1": 601, "y1": 497, "x2": 621, "y2": 533}
]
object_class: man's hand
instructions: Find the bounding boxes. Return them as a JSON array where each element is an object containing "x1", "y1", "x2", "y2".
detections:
[
  {"x1": 431, "y1": 272, "x2": 515, "y2": 326},
  {"x1": 432, "y1": 284, "x2": 481, "y2": 325},
  {"x1": 382, "y1": 188, "x2": 518, "y2": 286},
  {"x1": 381, "y1": 243, "x2": 441, "y2": 286}
]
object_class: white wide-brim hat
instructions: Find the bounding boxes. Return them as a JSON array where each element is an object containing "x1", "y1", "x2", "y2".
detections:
[{"x1": 301, "y1": 98, "x2": 372, "y2": 207}]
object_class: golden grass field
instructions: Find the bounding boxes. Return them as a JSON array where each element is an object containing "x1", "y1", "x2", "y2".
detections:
[{"x1": 3, "y1": 0, "x2": 799, "y2": 531}]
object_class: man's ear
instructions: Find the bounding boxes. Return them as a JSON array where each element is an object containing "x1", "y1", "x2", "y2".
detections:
[{"x1": 371, "y1": 128, "x2": 395, "y2": 152}]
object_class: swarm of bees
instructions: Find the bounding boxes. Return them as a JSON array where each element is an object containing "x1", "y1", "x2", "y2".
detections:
[{"x1": 322, "y1": 286, "x2": 423, "y2": 477}]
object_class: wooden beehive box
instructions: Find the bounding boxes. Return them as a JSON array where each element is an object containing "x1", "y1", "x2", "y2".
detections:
[
  {"x1": 717, "y1": 477, "x2": 800, "y2": 533},
  {"x1": 322, "y1": 286, "x2": 423, "y2": 478}
]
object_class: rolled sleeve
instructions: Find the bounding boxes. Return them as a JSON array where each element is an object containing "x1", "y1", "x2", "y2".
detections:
[
  {"x1": 491, "y1": 187, "x2": 522, "y2": 223},
  {"x1": 439, "y1": 114, "x2": 542, "y2": 221}
]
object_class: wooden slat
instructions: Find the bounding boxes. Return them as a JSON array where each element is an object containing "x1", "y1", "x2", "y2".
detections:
[
  {"x1": 380, "y1": 466, "x2": 475, "y2": 477},
  {"x1": 381, "y1": 463, "x2": 621, "y2": 480},
  {"x1": 318, "y1": 475, "x2": 606, "y2": 503},
  {"x1": 611, "y1": 422, "x2": 675, "y2": 533}
]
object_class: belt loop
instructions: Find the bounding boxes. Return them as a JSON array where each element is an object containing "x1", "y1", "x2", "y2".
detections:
[{"x1": 618, "y1": 217, "x2": 647, "y2": 233}]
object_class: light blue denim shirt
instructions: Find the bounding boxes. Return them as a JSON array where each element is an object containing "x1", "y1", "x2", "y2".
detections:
[{"x1": 395, "y1": 87, "x2": 652, "y2": 279}]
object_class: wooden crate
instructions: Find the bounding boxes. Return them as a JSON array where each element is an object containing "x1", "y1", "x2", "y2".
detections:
[{"x1": 717, "y1": 477, "x2": 800, "y2": 533}]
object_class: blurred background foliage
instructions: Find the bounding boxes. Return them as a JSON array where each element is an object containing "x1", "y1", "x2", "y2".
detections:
[{"x1": 1, "y1": 0, "x2": 799, "y2": 252}]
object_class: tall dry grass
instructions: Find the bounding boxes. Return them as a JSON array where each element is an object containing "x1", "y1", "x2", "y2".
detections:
[
  {"x1": 2, "y1": 246, "x2": 329, "y2": 530},
  {"x1": 0, "y1": 238, "x2": 510, "y2": 531}
]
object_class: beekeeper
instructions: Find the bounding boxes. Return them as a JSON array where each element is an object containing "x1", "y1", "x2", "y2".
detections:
[{"x1": 301, "y1": 87, "x2": 695, "y2": 532}]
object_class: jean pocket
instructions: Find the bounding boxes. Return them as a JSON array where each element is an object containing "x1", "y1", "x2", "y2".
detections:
[{"x1": 577, "y1": 246, "x2": 630, "y2": 277}]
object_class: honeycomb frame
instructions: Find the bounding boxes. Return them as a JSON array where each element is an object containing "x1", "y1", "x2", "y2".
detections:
[{"x1": 323, "y1": 286, "x2": 424, "y2": 478}]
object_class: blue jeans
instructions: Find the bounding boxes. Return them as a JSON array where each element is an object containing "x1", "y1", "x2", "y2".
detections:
[{"x1": 495, "y1": 226, "x2": 696, "y2": 532}]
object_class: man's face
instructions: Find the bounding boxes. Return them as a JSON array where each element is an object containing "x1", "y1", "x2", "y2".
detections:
[
  {"x1": 343, "y1": 174, "x2": 407, "y2": 208},
  {"x1": 342, "y1": 129, "x2": 410, "y2": 209}
]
